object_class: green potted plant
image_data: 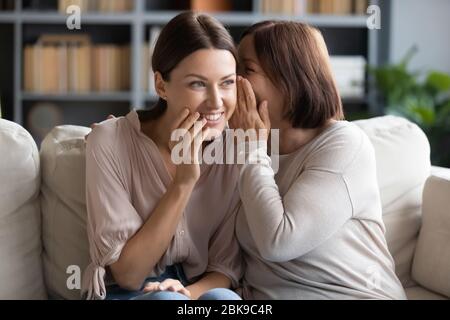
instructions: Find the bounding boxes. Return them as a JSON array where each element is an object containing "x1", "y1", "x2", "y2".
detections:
[{"x1": 370, "y1": 47, "x2": 450, "y2": 167}]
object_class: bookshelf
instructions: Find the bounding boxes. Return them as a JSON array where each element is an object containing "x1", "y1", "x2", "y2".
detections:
[{"x1": 0, "y1": 0, "x2": 391, "y2": 143}]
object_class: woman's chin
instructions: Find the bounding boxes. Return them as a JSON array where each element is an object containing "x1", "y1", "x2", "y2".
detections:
[{"x1": 204, "y1": 123, "x2": 225, "y2": 141}]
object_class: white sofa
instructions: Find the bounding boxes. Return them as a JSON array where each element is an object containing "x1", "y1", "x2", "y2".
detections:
[{"x1": 0, "y1": 115, "x2": 449, "y2": 300}]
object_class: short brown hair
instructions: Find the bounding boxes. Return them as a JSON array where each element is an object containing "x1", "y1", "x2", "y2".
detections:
[
  {"x1": 140, "y1": 11, "x2": 237, "y2": 121},
  {"x1": 242, "y1": 21, "x2": 344, "y2": 129}
]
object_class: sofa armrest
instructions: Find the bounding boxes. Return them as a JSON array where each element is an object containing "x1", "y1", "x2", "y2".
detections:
[
  {"x1": 431, "y1": 166, "x2": 450, "y2": 179},
  {"x1": 411, "y1": 167, "x2": 450, "y2": 298}
]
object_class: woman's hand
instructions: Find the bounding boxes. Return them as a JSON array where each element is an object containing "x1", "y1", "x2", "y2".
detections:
[
  {"x1": 229, "y1": 76, "x2": 271, "y2": 141},
  {"x1": 169, "y1": 108, "x2": 210, "y2": 187},
  {"x1": 143, "y1": 279, "x2": 192, "y2": 299}
]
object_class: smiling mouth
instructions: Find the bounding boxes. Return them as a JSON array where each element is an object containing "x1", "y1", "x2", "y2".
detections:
[{"x1": 200, "y1": 112, "x2": 225, "y2": 122}]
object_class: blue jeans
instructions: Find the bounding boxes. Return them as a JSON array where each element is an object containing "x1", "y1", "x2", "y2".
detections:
[
  {"x1": 106, "y1": 264, "x2": 190, "y2": 300},
  {"x1": 133, "y1": 288, "x2": 241, "y2": 300},
  {"x1": 105, "y1": 264, "x2": 240, "y2": 300}
]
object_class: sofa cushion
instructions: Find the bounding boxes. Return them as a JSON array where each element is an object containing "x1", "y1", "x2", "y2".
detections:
[
  {"x1": 405, "y1": 286, "x2": 447, "y2": 300},
  {"x1": 0, "y1": 119, "x2": 47, "y2": 299},
  {"x1": 40, "y1": 125, "x2": 91, "y2": 300},
  {"x1": 412, "y1": 174, "x2": 450, "y2": 298},
  {"x1": 354, "y1": 116, "x2": 431, "y2": 287}
]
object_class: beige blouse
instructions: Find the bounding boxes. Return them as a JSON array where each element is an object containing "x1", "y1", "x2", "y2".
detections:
[
  {"x1": 236, "y1": 121, "x2": 407, "y2": 300},
  {"x1": 81, "y1": 110, "x2": 243, "y2": 300}
]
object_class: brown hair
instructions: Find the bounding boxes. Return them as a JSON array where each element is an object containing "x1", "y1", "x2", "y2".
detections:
[
  {"x1": 241, "y1": 21, "x2": 344, "y2": 129},
  {"x1": 139, "y1": 11, "x2": 237, "y2": 121}
]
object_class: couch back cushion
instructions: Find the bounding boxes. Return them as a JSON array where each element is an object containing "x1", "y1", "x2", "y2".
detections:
[
  {"x1": 0, "y1": 119, "x2": 47, "y2": 299},
  {"x1": 40, "y1": 125, "x2": 91, "y2": 300},
  {"x1": 354, "y1": 116, "x2": 431, "y2": 287}
]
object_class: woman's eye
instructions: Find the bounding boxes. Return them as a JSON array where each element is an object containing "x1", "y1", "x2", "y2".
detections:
[
  {"x1": 190, "y1": 81, "x2": 206, "y2": 88},
  {"x1": 222, "y1": 79, "x2": 235, "y2": 86},
  {"x1": 245, "y1": 67, "x2": 255, "y2": 74}
]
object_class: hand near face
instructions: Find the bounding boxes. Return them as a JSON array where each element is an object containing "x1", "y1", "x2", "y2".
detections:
[
  {"x1": 229, "y1": 76, "x2": 271, "y2": 141},
  {"x1": 169, "y1": 108, "x2": 210, "y2": 186}
]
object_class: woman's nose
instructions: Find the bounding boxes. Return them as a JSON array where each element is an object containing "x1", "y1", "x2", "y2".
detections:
[{"x1": 207, "y1": 87, "x2": 224, "y2": 109}]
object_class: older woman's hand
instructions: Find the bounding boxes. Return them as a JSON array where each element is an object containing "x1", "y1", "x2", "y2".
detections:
[{"x1": 229, "y1": 76, "x2": 270, "y2": 141}]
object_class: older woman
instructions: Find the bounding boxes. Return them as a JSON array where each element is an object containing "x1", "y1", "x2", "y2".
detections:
[{"x1": 230, "y1": 21, "x2": 406, "y2": 300}]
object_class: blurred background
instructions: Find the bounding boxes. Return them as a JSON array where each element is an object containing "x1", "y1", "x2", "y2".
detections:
[{"x1": 0, "y1": 0, "x2": 449, "y2": 166}]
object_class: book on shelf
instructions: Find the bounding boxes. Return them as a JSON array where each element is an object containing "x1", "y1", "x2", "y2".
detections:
[
  {"x1": 260, "y1": 0, "x2": 368, "y2": 15},
  {"x1": 260, "y1": 0, "x2": 303, "y2": 15},
  {"x1": 310, "y1": 0, "x2": 369, "y2": 15},
  {"x1": 23, "y1": 34, "x2": 130, "y2": 94},
  {"x1": 190, "y1": 0, "x2": 233, "y2": 12},
  {"x1": 354, "y1": 0, "x2": 368, "y2": 15},
  {"x1": 58, "y1": 0, "x2": 133, "y2": 13},
  {"x1": 0, "y1": 0, "x2": 14, "y2": 10},
  {"x1": 329, "y1": 55, "x2": 366, "y2": 99},
  {"x1": 319, "y1": 0, "x2": 352, "y2": 15}
]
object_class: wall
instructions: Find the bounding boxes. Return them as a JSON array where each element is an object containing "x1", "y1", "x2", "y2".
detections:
[{"x1": 389, "y1": 0, "x2": 450, "y2": 74}]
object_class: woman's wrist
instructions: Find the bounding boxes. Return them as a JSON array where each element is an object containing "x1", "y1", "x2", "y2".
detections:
[{"x1": 172, "y1": 177, "x2": 197, "y2": 191}]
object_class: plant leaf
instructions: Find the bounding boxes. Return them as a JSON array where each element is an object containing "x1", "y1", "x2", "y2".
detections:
[{"x1": 426, "y1": 71, "x2": 450, "y2": 92}]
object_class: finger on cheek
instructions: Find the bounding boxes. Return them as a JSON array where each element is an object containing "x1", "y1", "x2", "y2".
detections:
[{"x1": 244, "y1": 79, "x2": 255, "y2": 105}]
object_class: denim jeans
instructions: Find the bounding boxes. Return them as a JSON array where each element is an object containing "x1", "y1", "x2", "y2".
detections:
[
  {"x1": 105, "y1": 264, "x2": 240, "y2": 300},
  {"x1": 105, "y1": 264, "x2": 190, "y2": 300},
  {"x1": 132, "y1": 288, "x2": 241, "y2": 300}
]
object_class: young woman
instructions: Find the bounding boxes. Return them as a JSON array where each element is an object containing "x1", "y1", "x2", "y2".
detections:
[
  {"x1": 230, "y1": 21, "x2": 407, "y2": 299},
  {"x1": 81, "y1": 12, "x2": 242, "y2": 300}
]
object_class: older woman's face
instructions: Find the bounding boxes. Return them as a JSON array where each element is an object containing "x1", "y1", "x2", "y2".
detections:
[
  {"x1": 157, "y1": 49, "x2": 237, "y2": 140},
  {"x1": 238, "y1": 35, "x2": 285, "y2": 129}
]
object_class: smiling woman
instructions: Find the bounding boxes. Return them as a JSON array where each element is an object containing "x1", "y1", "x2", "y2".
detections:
[
  {"x1": 82, "y1": 11, "x2": 242, "y2": 301},
  {"x1": 140, "y1": 12, "x2": 238, "y2": 141},
  {"x1": 151, "y1": 48, "x2": 237, "y2": 140}
]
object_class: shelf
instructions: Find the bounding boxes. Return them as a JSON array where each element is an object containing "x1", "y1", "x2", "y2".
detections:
[
  {"x1": 0, "y1": 11, "x2": 369, "y2": 28},
  {"x1": 220, "y1": 13, "x2": 368, "y2": 27},
  {"x1": 22, "y1": 92, "x2": 132, "y2": 102},
  {"x1": 290, "y1": 14, "x2": 368, "y2": 27},
  {"x1": 7, "y1": 11, "x2": 135, "y2": 24},
  {"x1": 0, "y1": 12, "x2": 16, "y2": 23},
  {"x1": 0, "y1": 0, "x2": 389, "y2": 128}
]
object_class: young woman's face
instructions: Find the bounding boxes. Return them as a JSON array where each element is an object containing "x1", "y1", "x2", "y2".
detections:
[
  {"x1": 158, "y1": 49, "x2": 237, "y2": 140},
  {"x1": 238, "y1": 35, "x2": 286, "y2": 129}
]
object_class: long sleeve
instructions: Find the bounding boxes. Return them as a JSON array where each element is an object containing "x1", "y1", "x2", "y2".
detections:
[
  {"x1": 81, "y1": 125, "x2": 143, "y2": 300},
  {"x1": 206, "y1": 185, "x2": 244, "y2": 289},
  {"x1": 238, "y1": 141, "x2": 354, "y2": 263}
]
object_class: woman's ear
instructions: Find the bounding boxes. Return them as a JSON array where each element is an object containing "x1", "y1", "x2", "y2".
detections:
[{"x1": 154, "y1": 71, "x2": 167, "y2": 100}]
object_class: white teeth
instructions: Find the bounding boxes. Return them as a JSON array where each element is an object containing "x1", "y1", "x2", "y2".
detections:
[{"x1": 203, "y1": 113, "x2": 222, "y2": 121}]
